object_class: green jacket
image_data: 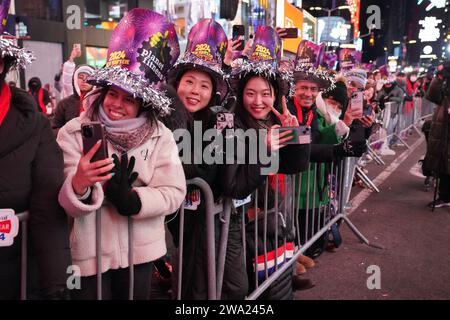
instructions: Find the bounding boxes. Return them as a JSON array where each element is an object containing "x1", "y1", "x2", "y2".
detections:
[{"x1": 295, "y1": 110, "x2": 343, "y2": 209}]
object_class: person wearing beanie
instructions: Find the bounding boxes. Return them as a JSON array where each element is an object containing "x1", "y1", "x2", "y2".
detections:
[
  {"x1": 52, "y1": 64, "x2": 95, "y2": 135},
  {"x1": 317, "y1": 74, "x2": 351, "y2": 143},
  {"x1": 1, "y1": 1, "x2": 72, "y2": 298}
]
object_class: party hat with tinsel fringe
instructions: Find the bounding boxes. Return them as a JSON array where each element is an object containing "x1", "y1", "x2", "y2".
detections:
[{"x1": 87, "y1": 8, "x2": 180, "y2": 117}]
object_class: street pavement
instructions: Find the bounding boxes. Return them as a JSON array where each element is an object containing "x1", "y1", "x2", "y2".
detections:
[{"x1": 294, "y1": 131, "x2": 450, "y2": 300}]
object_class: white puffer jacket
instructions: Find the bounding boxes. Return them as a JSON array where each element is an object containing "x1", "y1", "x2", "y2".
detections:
[{"x1": 57, "y1": 115, "x2": 186, "y2": 276}]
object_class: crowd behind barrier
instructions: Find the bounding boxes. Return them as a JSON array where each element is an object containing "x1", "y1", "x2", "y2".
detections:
[{"x1": 11, "y1": 94, "x2": 437, "y2": 301}]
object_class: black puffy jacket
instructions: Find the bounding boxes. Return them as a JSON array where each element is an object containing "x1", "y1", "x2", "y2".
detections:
[{"x1": 0, "y1": 86, "x2": 72, "y2": 299}]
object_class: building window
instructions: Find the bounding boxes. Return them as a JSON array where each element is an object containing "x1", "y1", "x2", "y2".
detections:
[
  {"x1": 15, "y1": 0, "x2": 63, "y2": 21},
  {"x1": 85, "y1": 0, "x2": 136, "y2": 29}
]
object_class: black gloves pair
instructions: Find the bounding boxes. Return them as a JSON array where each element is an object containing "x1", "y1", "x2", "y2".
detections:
[
  {"x1": 333, "y1": 139, "x2": 367, "y2": 158},
  {"x1": 105, "y1": 153, "x2": 141, "y2": 217}
]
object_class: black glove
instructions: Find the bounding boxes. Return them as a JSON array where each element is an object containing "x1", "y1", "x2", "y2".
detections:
[
  {"x1": 105, "y1": 153, "x2": 141, "y2": 216},
  {"x1": 333, "y1": 140, "x2": 367, "y2": 158}
]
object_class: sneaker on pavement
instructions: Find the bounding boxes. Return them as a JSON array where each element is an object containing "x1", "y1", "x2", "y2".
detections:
[{"x1": 427, "y1": 198, "x2": 450, "y2": 208}]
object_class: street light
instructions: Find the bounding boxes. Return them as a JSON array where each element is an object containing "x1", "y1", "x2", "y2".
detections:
[{"x1": 310, "y1": 6, "x2": 350, "y2": 17}]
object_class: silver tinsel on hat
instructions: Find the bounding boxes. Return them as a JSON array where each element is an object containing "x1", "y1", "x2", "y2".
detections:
[
  {"x1": 230, "y1": 58, "x2": 278, "y2": 80},
  {"x1": 173, "y1": 52, "x2": 225, "y2": 77},
  {"x1": 228, "y1": 58, "x2": 290, "y2": 96},
  {"x1": 292, "y1": 64, "x2": 337, "y2": 94},
  {"x1": 0, "y1": 37, "x2": 35, "y2": 70},
  {"x1": 87, "y1": 66, "x2": 173, "y2": 117}
]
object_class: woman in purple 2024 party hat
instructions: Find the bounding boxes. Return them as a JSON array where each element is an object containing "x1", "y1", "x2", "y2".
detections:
[
  {"x1": 219, "y1": 26, "x2": 314, "y2": 300},
  {"x1": 56, "y1": 8, "x2": 187, "y2": 300},
  {"x1": 163, "y1": 18, "x2": 252, "y2": 300}
]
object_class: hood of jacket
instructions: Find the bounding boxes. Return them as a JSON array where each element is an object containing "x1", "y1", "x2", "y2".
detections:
[
  {"x1": 72, "y1": 64, "x2": 95, "y2": 98},
  {"x1": 28, "y1": 76, "x2": 42, "y2": 91}
]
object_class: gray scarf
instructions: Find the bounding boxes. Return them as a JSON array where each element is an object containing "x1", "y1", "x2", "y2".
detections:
[{"x1": 98, "y1": 105, "x2": 154, "y2": 154}]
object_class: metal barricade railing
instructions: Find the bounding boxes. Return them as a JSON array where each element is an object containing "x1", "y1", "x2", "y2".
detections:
[
  {"x1": 239, "y1": 159, "x2": 384, "y2": 300},
  {"x1": 369, "y1": 98, "x2": 435, "y2": 151},
  {"x1": 17, "y1": 211, "x2": 29, "y2": 300},
  {"x1": 175, "y1": 177, "x2": 219, "y2": 300},
  {"x1": 172, "y1": 159, "x2": 387, "y2": 300}
]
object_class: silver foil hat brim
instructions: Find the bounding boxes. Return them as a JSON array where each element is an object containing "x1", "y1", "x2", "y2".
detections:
[
  {"x1": 87, "y1": 66, "x2": 173, "y2": 117},
  {"x1": 0, "y1": 37, "x2": 35, "y2": 70}
]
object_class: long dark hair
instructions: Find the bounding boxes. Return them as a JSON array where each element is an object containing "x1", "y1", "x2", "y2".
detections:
[
  {"x1": 85, "y1": 86, "x2": 158, "y2": 126},
  {"x1": 232, "y1": 74, "x2": 281, "y2": 130}
]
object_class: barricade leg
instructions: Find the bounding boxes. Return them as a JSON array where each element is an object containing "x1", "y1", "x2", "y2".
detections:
[
  {"x1": 367, "y1": 146, "x2": 385, "y2": 165},
  {"x1": 355, "y1": 166, "x2": 380, "y2": 193},
  {"x1": 96, "y1": 208, "x2": 102, "y2": 300},
  {"x1": 128, "y1": 217, "x2": 134, "y2": 300}
]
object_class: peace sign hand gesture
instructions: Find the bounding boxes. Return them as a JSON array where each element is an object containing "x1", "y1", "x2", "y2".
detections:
[{"x1": 270, "y1": 96, "x2": 299, "y2": 127}]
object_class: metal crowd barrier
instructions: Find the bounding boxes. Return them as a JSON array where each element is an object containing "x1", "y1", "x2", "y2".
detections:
[
  {"x1": 175, "y1": 177, "x2": 219, "y2": 300},
  {"x1": 173, "y1": 159, "x2": 384, "y2": 300},
  {"x1": 15, "y1": 211, "x2": 29, "y2": 300},
  {"x1": 369, "y1": 97, "x2": 435, "y2": 151}
]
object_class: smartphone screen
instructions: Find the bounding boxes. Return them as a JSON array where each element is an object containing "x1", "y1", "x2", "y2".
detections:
[
  {"x1": 363, "y1": 105, "x2": 373, "y2": 117},
  {"x1": 232, "y1": 25, "x2": 245, "y2": 51},
  {"x1": 350, "y1": 91, "x2": 364, "y2": 118},
  {"x1": 277, "y1": 126, "x2": 311, "y2": 145},
  {"x1": 81, "y1": 122, "x2": 108, "y2": 163}
]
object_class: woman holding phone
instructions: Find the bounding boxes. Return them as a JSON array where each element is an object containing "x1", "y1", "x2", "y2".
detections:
[
  {"x1": 56, "y1": 9, "x2": 186, "y2": 300},
  {"x1": 164, "y1": 19, "x2": 252, "y2": 300},
  {"x1": 222, "y1": 26, "x2": 311, "y2": 299}
]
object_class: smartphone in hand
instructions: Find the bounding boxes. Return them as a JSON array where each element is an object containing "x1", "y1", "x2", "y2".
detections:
[
  {"x1": 363, "y1": 105, "x2": 373, "y2": 117},
  {"x1": 277, "y1": 126, "x2": 311, "y2": 144},
  {"x1": 81, "y1": 122, "x2": 108, "y2": 163},
  {"x1": 232, "y1": 25, "x2": 245, "y2": 51},
  {"x1": 280, "y1": 28, "x2": 299, "y2": 38},
  {"x1": 350, "y1": 91, "x2": 364, "y2": 118}
]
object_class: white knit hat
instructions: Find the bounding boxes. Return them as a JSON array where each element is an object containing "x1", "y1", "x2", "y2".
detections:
[{"x1": 344, "y1": 68, "x2": 367, "y2": 88}]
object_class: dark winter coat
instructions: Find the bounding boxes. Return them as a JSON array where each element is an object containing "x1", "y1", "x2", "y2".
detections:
[
  {"x1": 162, "y1": 86, "x2": 247, "y2": 300},
  {"x1": 27, "y1": 77, "x2": 50, "y2": 113},
  {"x1": 424, "y1": 77, "x2": 450, "y2": 174},
  {"x1": 0, "y1": 86, "x2": 72, "y2": 299},
  {"x1": 376, "y1": 83, "x2": 404, "y2": 114}
]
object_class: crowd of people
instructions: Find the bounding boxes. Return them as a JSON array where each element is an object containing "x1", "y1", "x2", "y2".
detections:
[{"x1": 1, "y1": 4, "x2": 449, "y2": 300}]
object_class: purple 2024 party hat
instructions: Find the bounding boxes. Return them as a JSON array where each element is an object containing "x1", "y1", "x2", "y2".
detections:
[
  {"x1": 170, "y1": 18, "x2": 229, "y2": 102},
  {"x1": 88, "y1": 8, "x2": 180, "y2": 116},
  {"x1": 230, "y1": 26, "x2": 289, "y2": 95},
  {"x1": 292, "y1": 40, "x2": 334, "y2": 91},
  {"x1": 339, "y1": 48, "x2": 362, "y2": 71},
  {"x1": 322, "y1": 51, "x2": 338, "y2": 70},
  {"x1": 294, "y1": 40, "x2": 325, "y2": 70}
]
